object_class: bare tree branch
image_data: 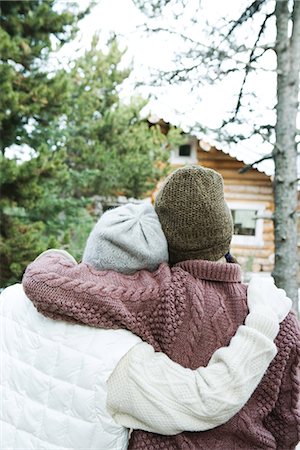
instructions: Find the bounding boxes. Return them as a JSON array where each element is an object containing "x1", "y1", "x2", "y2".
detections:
[
  {"x1": 225, "y1": 0, "x2": 266, "y2": 40},
  {"x1": 238, "y1": 153, "x2": 273, "y2": 173},
  {"x1": 143, "y1": 26, "x2": 201, "y2": 45},
  {"x1": 133, "y1": 0, "x2": 173, "y2": 17},
  {"x1": 232, "y1": 12, "x2": 274, "y2": 119}
]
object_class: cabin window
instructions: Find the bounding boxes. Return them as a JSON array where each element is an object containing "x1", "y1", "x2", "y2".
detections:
[
  {"x1": 231, "y1": 209, "x2": 256, "y2": 236},
  {"x1": 179, "y1": 144, "x2": 192, "y2": 157},
  {"x1": 169, "y1": 139, "x2": 197, "y2": 164},
  {"x1": 227, "y1": 202, "x2": 265, "y2": 247}
]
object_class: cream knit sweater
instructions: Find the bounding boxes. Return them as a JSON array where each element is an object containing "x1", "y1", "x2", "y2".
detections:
[{"x1": 107, "y1": 310, "x2": 279, "y2": 435}]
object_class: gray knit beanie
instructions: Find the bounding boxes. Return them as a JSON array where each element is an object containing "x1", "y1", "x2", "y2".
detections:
[
  {"x1": 155, "y1": 165, "x2": 233, "y2": 264},
  {"x1": 82, "y1": 203, "x2": 168, "y2": 274}
]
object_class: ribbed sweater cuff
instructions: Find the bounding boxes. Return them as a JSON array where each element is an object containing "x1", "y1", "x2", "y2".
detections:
[{"x1": 245, "y1": 309, "x2": 279, "y2": 340}]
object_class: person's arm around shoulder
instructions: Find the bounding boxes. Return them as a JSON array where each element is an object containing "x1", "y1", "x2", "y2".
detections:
[
  {"x1": 107, "y1": 277, "x2": 292, "y2": 435},
  {"x1": 22, "y1": 249, "x2": 168, "y2": 341}
]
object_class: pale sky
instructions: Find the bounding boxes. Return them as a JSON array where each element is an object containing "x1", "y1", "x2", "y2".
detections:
[{"x1": 50, "y1": 0, "x2": 299, "y2": 175}]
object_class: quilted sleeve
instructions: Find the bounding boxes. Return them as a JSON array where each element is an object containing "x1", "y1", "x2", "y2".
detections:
[{"x1": 22, "y1": 250, "x2": 171, "y2": 349}]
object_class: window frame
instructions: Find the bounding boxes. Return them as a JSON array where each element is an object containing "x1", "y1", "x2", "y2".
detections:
[
  {"x1": 169, "y1": 137, "x2": 198, "y2": 164},
  {"x1": 227, "y1": 201, "x2": 265, "y2": 247}
]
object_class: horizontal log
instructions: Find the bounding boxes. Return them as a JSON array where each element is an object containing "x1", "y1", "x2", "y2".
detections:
[
  {"x1": 231, "y1": 246, "x2": 274, "y2": 257},
  {"x1": 225, "y1": 193, "x2": 274, "y2": 202},
  {"x1": 200, "y1": 166, "x2": 270, "y2": 181},
  {"x1": 224, "y1": 184, "x2": 273, "y2": 194}
]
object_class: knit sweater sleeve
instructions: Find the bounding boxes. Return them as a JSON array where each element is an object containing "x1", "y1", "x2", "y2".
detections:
[
  {"x1": 264, "y1": 325, "x2": 300, "y2": 450},
  {"x1": 107, "y1": 310, "x2": 279, "y2": 434},
  {"x1": 22, "y1": 251, "x2": 171, "y2": 348}
]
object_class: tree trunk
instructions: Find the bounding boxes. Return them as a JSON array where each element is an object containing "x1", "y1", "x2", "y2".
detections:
[{"x1": 273, "y1": 0, "x2": 300, "y2": 313}]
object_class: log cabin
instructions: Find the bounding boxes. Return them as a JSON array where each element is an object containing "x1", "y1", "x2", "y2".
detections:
[
  {"x1": 168, "y1": 136, "x2": 275, "y2": 278},
  {"x1": 148, "y1": 119, "x2": 300, "y2": 281}
]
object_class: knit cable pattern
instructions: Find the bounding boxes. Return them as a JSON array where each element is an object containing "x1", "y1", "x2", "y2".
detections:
[
  {"x1": 260, "y1": 313, "x2": 300, "y2": 449},
  {"x1": 23, "y1": 252, "x2": 300, "y2": 450},
  {"x1": 24, "y1": 254, "x2": 187, "y2": 352},
  {"x1": 26, "y1": 268, "x2": 160, "y2": 300}
]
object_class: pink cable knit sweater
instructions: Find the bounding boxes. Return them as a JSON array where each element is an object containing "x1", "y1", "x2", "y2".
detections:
[{"x1": 23, "y1": 253, "x2": 300, "y2": 450}]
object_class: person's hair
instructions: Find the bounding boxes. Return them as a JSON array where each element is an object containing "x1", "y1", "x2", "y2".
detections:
[{"x1": 225, "y1": 252, "x2": 239, "y2": 264}]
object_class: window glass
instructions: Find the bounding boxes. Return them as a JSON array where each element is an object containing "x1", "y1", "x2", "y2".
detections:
[
  {"x1": 179, "y1": 144, "x2": 191, "y2": 157},
  {"x1": 231, "y1": 209, "x2": 256, "y2": 236}
]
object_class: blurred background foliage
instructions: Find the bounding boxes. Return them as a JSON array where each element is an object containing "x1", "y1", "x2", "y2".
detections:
[{"x1": 0, "y1": 0, "x2": 180, "y2": 287}]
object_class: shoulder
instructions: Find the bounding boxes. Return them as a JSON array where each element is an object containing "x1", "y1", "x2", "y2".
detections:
[
  {"x1": 1, "y1": 283, "x2": 24, "y2": 298},
  {"x1": 0, "y1": 283, "x2": 27, "y2": 310}
]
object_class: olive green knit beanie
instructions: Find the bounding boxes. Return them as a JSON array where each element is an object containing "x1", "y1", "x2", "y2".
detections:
[{"x1": 155, "y1": 165, "x2": 233, "y2": 264}]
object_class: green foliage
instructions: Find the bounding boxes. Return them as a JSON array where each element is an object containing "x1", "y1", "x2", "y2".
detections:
[
  {"x1": 36, "y1": 35, "x2": 174, "y2": 200},
  {"x1": 105, "y1": 103, "x2": 170, "y2": 198},
  {"x1": 0, "y1": 0, "x2": 87, "y2": 286},
  {"x1": 0, "y1": 3, "x2": 174, "y2": 288},
  {"x1": 0, "y1": 216, "x2": 53, "y2": 287},
  {"x1": 0, "y1": 0, "x2": 88, "y2": 151},
  {"x1": 0, "y1": 145, "x2": 77, "y2": 286},
  {"x1": 61, "y1": 208, "x2": 95, "y2": 261}
]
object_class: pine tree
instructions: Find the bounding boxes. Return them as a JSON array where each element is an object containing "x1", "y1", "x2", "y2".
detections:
[
  {"x1": 57, "y1": 36, "x2": 171, "y2": 199},
  {"x1": 0, "y1": 3, "x2": 174, "y2": 286},
  {"x1": 0, "y1": 0, "x2": 88, "y2": 287}
]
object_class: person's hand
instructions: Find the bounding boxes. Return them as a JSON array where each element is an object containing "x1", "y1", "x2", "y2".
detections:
[{"x1": 247, "y1": 275, "x2": 292, "y2": 323}]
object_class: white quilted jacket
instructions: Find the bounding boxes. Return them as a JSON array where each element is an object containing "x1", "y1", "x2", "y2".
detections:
[{"x1": 0, "y1": 284, "x2": 141, "y2": 450}]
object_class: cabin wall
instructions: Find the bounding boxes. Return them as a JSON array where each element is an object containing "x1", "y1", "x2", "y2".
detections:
[
  {"x1": 224, "y1": 185, "x2": 274, "y2": 275},
  {"x1": 195, "y1": 147, "x2": 274, "y2": 277},
  {"x1": 167, "y1": 138, "x2": 299, "y2": 281}
]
